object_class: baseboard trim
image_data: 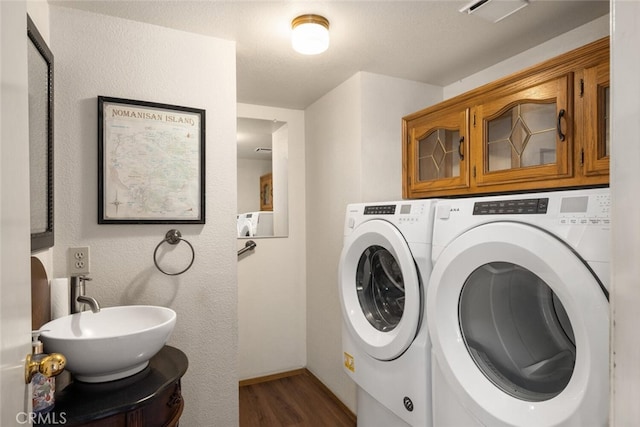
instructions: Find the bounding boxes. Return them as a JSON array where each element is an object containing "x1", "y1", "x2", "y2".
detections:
[
  {"x1": 239, "y1": 368, "x2": 306, "y2": 387},
  {"x1": 303, "y1": 368, "x2": 357, "y2": 423},
  {"x1": 238, "y1": 368, "x2": 356, "y2": 423}
]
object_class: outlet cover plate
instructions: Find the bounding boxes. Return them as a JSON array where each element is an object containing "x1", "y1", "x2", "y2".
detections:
[{"x1": 68, "y1": 246, "x2": 90, "y2": 276}]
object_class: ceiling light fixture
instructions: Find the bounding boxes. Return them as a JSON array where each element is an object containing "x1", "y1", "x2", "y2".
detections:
[{"x1": 291, "y1": 14, "x2": 330, "y2": 55}]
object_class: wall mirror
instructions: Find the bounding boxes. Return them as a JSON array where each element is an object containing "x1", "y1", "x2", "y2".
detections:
[
  {"x1": 27, "y1": 15, "x2": 55, "y2": 252},
  {"x1": 237, "y1": 117, "x2": 288, "y2": 238}
]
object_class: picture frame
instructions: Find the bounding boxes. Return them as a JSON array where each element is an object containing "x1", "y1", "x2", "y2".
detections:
[
  {"x1": 98, "y1": 96, "x2": 205, "y2": 224},
  {"x1": 260, "y1": 173, "x2": 273, "y2": 211}
]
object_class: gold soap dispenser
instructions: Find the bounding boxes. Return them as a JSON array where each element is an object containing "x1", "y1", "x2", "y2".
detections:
[{"x1": 25, "y1": 331, "x2": 66, "y2": 414}]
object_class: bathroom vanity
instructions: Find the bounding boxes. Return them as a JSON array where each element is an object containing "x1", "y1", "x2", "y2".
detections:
[{"x1": 36, "y1": 346, "x2": 188, "y2": 427}]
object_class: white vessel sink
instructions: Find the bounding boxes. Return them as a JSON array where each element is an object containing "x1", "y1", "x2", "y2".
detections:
[{"x1": 40, "y1": 305, "x2": 176, "y2": 383}]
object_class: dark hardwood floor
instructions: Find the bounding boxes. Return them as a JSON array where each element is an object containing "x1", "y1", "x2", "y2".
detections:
[{"x1": 239, "y1": 369, "x2": 356, "y2": 427}]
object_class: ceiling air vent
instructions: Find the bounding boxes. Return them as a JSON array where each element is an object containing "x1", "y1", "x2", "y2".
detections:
[{"x1": 460, "y1": 0, "x2": 529, "y2": 23}]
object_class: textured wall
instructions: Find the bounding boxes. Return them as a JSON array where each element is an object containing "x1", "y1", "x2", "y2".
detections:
[{"x1": 50, "y1": 7, "x2": 237, "y2": 426}]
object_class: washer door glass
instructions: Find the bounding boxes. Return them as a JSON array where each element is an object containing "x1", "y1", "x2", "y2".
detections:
[
  {"x1": 459, "y1": 261, "x2": 576, "y2": 402},
  {"x1": 356, "y1": 245, "x2": 405, "y2": 332},
  {"x1": 339, "y1": 219, "x2": 422, "y2": 361}
]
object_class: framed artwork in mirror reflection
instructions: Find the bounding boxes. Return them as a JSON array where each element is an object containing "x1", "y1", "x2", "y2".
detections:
[
  {"x1": 98, "y1": 96, "x2": 205, "y2": 224},
  {"x1": 260, "y1": 173, "x2": 273, "y2": 211}
]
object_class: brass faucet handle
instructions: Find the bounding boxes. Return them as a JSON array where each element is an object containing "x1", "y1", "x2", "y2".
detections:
[{"x1": 25, "y1": 353, "x2": 67, "y2": 384}]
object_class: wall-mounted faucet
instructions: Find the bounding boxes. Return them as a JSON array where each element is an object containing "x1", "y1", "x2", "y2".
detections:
[{"x1": 70, "y1": 275, "x2": 101, "y2": 313}]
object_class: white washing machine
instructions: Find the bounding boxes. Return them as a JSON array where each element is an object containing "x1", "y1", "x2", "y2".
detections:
[
  {"x1": 427, "y1": 188, "x2": 610, "y2": 426},
  {"x1": 237, "y1": 213, "x2": 250, "y2": 237},
  {"x1": 339, "y1": 199, "x2": 439, "y2": 427},
  {"x1": 237, "y1": 211, "x2": 274, "y2": 237}
]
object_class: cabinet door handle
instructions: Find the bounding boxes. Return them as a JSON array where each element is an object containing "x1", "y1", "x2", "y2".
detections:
[
  {"x1": 557, "y1": 109, "x2": 566, "y2": 141},
  {"x1": 458, "y1": 136, "x2": 464, "y2": 160}
]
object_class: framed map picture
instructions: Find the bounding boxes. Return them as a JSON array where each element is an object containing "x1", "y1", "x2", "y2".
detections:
[{"x1": 98, "y1": 96, "x2": 205, "y2": 224}]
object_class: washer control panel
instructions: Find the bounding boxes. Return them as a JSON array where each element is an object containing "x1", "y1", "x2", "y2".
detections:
[
  {"x1": 363, "y1": 204, "x2": 396, "y2": 215},
  {"x1": 345, "y1": 201, "x2": 435, "y2": 239}
]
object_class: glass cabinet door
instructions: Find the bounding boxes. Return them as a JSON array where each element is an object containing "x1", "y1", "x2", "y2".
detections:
[
  {"x1": 404, "y1": 108, "x2": 469, "y2": 197},
  {"x1": 485, "y1": 102, "x2": 558, "y2": 172},
  {"x1": 472, "y1": 75, "x2": 572, "y2": 187},
  {"x1": 582, "y1": 61, "x2": 610, "y2": 177}
]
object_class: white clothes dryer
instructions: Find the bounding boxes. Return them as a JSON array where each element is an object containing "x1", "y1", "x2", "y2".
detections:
[
  {"x1": 339, "y1": 200, "x2": 439, "y2": 427},
  {"x1": 427, "y1": 188, "x2": 610, "y2": 427}
]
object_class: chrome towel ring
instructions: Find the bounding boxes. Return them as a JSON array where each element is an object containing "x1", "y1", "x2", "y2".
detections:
[{"x1": 153, "y1": 229, "x2": 195, "y2": 276}]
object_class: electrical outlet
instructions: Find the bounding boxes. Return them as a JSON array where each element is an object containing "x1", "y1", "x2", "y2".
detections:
[{"x1": 68, "y1": 246, "x2": 90, "y2": 276}]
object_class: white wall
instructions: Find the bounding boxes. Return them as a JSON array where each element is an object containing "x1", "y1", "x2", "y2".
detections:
[
  {"x1": 236, "y1": 103, "x2": 307, "y2": 380},
  {"x1": 611, "y1": 1, "x2": 640, "y2": 424},
  {"x1": 361, "y1": 73, "x2": 443, "y2": 201},
  {"x1": 0, "y1": 1, "x2": 34, "y2": 423},
  {"x1": 237, "y1": 158, "x2": 271, "y2": 214},
  {"x1": 49, "y1": 7, "x2": 237, "y2": 426},
  {"x1": 305, "y1": 72, "x2": 442, "y2": 411}
]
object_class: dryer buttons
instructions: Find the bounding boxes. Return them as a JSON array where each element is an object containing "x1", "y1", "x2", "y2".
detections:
[{"x1": 403, "y1": 396, "x2": 414, "y2": 412}]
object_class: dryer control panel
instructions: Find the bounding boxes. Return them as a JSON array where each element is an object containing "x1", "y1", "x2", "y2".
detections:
[
  {"x1": 470, "y1": 192, "x2": 611, "y2": 224},
  {"x1": 473, "y1": 198, "x2": 549, "y2": 215},
  {"x1": 344, "y1": 200, "x2": 437, "y2": 243},
  {"x1": 557, "y1": 192, "x2": 611, "y2": 225}
]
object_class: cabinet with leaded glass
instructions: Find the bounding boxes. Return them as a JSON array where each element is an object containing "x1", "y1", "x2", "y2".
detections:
[
  {"x1": 403, "y1": 107, "x2": 470, "y2": 196},
  {"x1": 402, "y1": 37, "x2": 609, "y2": 199},
  {"x1": 471, "y1": 74, "x2": 571, "y2": 187}
]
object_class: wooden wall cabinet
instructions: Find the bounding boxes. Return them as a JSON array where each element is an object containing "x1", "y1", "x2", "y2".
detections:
[
  {"x1": 403, "y1": 37, "x2": 609, "y2": 199},
  {"x1": 581, "y1": 60, "x2": 610, "y2": 177},
  {"x1": 403, "y1": 107, "x2": 470, "y2": 194}
]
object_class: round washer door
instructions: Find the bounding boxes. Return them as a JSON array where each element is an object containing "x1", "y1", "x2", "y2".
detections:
[
  {"x1": 427, "y1": 222, "x2": 609, "y2": 426},
  {"x1": 339, "y1": 219, "x2": 422, "y2": 361},
  {"x1": 239, "y1": 222, "x2": 253, "y2": 237}
]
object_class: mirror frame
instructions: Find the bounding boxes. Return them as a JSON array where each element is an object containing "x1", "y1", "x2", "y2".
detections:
[{"x1": 28, "y1": 15, "x2": 55, "y2": 252}]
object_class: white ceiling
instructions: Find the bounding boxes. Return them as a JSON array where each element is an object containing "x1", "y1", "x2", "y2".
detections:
[{"x1": 52, "y1": 0, "x2": 609, "y2": 111}]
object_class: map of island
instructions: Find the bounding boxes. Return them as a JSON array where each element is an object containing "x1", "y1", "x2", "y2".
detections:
[{"x1": 102, "y1": 102, "x2": 202, "y2": 221}]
